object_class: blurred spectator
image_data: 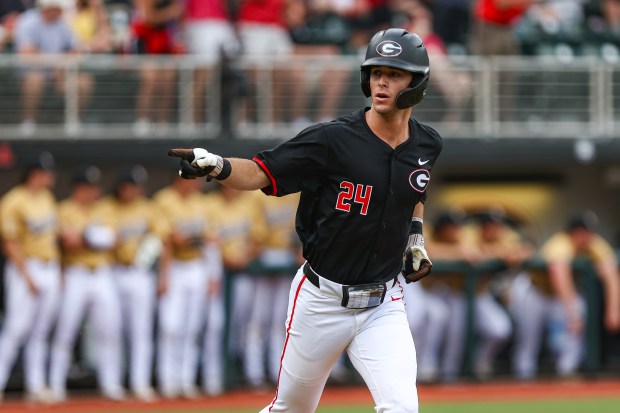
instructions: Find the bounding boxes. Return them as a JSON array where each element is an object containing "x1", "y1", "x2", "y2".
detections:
[
  {"x1": 583, "y1": 0, "x2": 620, "y2": 59},
  {"x1": 509, "y1": 211, "x2": 620, "y2": 379},
  {"x1": 0, "y1": 0, "x2": 30, "y2": 53},
  {"x1": 396, "y1": 0, "x2": 473, "y2": 123},
  {"x1": 514, "y1": 0, "x2": 585, "y2": 56},
  {"x1": 469, "y1": 0, "x2": 536, "y2": 120},
  {"x1": 14, "y1": 0, "x2": 94, "y2": 135},
  {"x1": 67, "y1": 0, "x2": 113, "y2": 53},
  {"x1": 288, "y1": 0, "x2": 363, "y2": 128},
  {"x1": 104, "y1": 0, "x2": 133, "y2": 52},
  {"x1": 184, "y1": 0, "x2": 240, "y2": 126},
  {"x1": 0, "y1": 152, "x2": 59, "y2": 404},
  {"x1": 470, "y1": 0, "x2": 536, "y2": 55},
  {"x1": 50, "y1": 166, "x2": 125, "y2": 402},
  {"x1": 131, "y1": 0, "x2": 184, "y2": 136},
  {"x1": 236, "y1": 0, "x2": 302, "y2": 126},
  {"x1": 431, "y1": 0, "x2": 471, "y2": 51}
]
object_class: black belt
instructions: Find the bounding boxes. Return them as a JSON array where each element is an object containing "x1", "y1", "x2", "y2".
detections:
[
  {"x1": 303, "y1": 262, "x2": 321, "y2": 288},
  {"x1": 302, "y1": 262, "x2": 397, "y2": 289}
]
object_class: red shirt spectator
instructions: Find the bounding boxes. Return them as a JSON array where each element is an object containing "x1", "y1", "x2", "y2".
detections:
[
  {"x1": 238, "y1": 0, "x2": 285, "y2": 27},
  {"x1": 475, "y1": 0, "x2": 531, "y2": 26},
  {"x1": 185, "y1": 0, "x2": 228, "y2": 21}
]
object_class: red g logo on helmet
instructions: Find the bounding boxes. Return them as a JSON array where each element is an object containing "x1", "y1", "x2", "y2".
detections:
[
  {"x1": 409, "y1": 169, "x2": 430, "y2": 193},
  {"x1": 376, "y1": 41, "x2": 403, "y2": 57}
]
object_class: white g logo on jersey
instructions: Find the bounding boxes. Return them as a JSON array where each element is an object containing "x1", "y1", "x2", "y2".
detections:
[
  {"x1": 376, "y1": 41, "x2": 403, "y2": 57},
  {"x1": 409, "y1": 169, "x2": 431, "y2": 193}
]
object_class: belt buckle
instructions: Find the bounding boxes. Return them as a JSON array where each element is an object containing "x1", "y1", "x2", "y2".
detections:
[{"x1": 341, "y1": 283, "x2": 387, "y2": 309}]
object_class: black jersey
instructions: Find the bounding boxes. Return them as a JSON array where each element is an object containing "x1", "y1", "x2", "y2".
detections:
[{"x1": 253, "y1": 108, "x2": 443, "y2": 285}]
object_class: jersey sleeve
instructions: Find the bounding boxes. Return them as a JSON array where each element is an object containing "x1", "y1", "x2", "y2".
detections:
[
  {"x1": 252, "y1": 124, "x2": 328, "y2": 196},
  {"x1": 0, "y1": 194, "x2": 21, "y2": 240}
]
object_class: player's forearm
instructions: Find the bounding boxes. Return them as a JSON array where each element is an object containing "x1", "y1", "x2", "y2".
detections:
[
  {"x1": 597, "y1": 260, "x2": 620, "y2": 319},
  {"x1": 219, "y1": 158, "x2": 270, "y2": 191},
  {"x1": 2, "y1": 239, "x2": 31, "y2": 279},
  {"x1": 548, "y1": 261, "x2": 579, "y2": 312}
]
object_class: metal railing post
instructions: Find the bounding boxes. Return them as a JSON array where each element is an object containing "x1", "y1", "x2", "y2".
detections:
[{"x1": 64, "y1": 61, "x2": 80, "y2": 135}]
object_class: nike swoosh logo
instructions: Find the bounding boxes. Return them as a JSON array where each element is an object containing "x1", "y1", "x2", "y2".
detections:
[{"x1": 418, "y1": 158, "x2": 429, "y2": 165}]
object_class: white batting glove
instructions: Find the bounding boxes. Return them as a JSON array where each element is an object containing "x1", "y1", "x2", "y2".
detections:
[{"x1": 402, "y1": 245, "x2": 433, "y2": 283}]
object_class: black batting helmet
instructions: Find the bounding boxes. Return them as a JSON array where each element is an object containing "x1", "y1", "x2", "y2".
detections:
[{"x1": 360, "y1": 28, "x2": 430, "y2": 109}]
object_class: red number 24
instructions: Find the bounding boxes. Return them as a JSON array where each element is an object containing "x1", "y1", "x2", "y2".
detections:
[{"x1": 335, "y1": 181, "x2": 373, "y2": 215}]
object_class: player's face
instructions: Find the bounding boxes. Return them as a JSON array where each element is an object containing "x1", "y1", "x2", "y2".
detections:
[
  {"x1": 570, "y1": 228, "x2": 594, "y2": 251},
  {"x1": 369, "y1": 66, "x2": 413, "y2": 114},
  {"x1": 118, "y1": 182, "x2": 142, "y2": 202}
]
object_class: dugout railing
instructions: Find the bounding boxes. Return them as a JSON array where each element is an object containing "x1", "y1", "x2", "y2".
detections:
[
  {"x1": 0, "y1": 54, "x2": 619, "y2": 140},
  {"x1": 222, "y1": 257, "x2": 606, "y2": 388}
]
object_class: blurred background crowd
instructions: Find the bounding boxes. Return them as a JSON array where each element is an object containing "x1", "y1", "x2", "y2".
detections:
[
  {"x1": 1, "y1": 0, "x2": 620, "y2": 406},
  {"x1": 1, "y1": 0, "x2": 620, "y2": 136}
]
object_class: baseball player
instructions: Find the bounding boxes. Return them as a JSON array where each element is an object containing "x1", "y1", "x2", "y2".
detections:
[
  {"x1": 510, "y1": 211, "x2": 620, "y2": 379},
  {"x1": 169, "y1": 28, "x2": 442, "y2": 412},
  {"x1": 0, "y1": 152, "x2": 59, "y2": 403},
  {"x1": 202, "y1": 185, "x2": 264, "y2": 390},
  {"x1": 109, "y1": 165, "x2": 166, "y2": 401},
  {"x1": 153, "y1": 175, "x2": 221, "y2": 399},
  {"x1": 49, "y1": 166, "x2": 125, "y2": 402},
  {"x1": 244, "y1": 191, "x2": 300, "y2": 389},
  {"x1": 403, "y1": 210, "x2": 469, "y2": 383}
]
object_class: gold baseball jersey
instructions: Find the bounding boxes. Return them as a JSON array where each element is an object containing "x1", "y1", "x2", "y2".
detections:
[
  {"x1": 252, "y1": 191, "x2": 300, "y2": 249},
  {"x1": 58, "y1": 198, "x2": 116, "y2": 269},
  {"x1": 530, "y1": 232, "x2": 615, "y2": 295},
  {"x1": 153, "y1": 186, "x2": 209, "y2": 261},
  {"x1": 105, "y1": 196, "x2": 169, "y2": 266},
  {"x1": 0, "y1": 185, "x2": 59, "y2": 261},
  {"x1": 541, "y1": 232, "x2": 615, "y2": 264},
  {"x1": 204, "y1": 191, "x2": 265, "y2": 266},
  {"x1": 422, "y1": 228, "x2": 469, "y2": 290}
]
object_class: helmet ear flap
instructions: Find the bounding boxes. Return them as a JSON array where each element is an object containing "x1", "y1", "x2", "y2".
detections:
[
  {"x1": 395, "y1": 75, "x2": 429, "y2": 109},
  {"x1": 360, "y1": 67, "x2": 371, "y2": 98}
]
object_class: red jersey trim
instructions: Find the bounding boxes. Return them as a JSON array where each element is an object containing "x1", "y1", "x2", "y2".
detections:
[
  {"x1": 252, "y1": 157, "x2": 278, "y2": 196},
  {"x1": 268, "y1": 275, "x2": 306, "y2": 411}
]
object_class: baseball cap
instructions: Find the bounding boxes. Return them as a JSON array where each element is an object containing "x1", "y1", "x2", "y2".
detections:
[
  {"x1": 116, "y1": 164, "x2": 148, "y2": 186},
  {"x1": 479, "y1": 207, "x2": 507, "y2": 225},
  {"x1": 72, "y1": 165, "x2": 102, "y2": 185},
  {"x1": 24, "y1": 151, "x2": 55, "y2": 177},
  {"x1": 567, "y1": 210, "x2": 599, "y2": 232},
  {"x1": 433, "y1": 208, "x2": 466, "y2": 232}
]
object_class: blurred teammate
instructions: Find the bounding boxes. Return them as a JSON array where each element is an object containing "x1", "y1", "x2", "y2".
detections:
[
  {"x1": 244, "y1": 192, "x2": 300, "y2": 388},
  {"x1": 510, "y1": 211, "x2": 620, "y2": 379},
  {"x1": 466, "y1": 209, "x2": 531, "y2": 380},
  {"x1": 203, "y1": 185, "x2": 263, "y2": 387},
  {"x1": 409, "y1": 209, "x2": 476, "y2": 382},
  {"x1": 50, "y1": 166, "x2": 124, "y2": 401},
  {"x1": 153, "y1": 175, "x2": 220, "y2": 399},
  {"x1": 109, "y1": 165, "x2": 167, "y2": 401},
  {"x1": 0, "y1": 152, "x2": 59, "y2": 403}
]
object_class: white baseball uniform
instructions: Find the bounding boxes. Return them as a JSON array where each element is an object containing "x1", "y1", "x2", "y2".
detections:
[{"x1": 0, "y1": 185, "x2": 60, "y2": 398}]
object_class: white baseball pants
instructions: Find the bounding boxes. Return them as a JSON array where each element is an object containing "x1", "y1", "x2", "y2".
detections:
[
  {"x1": 0, "y1": 259, "x2": 60, "y2": 394},
  {"x1": 114, "y1": 265, "x2": 156, "y2": 392},
  {"x1": 509, "y1": 274, "x2": 585, "y2": 378},
  {"x1": 157, "y1": 258, "x2": 207, "y2": 395},
  {"x1": 260, "y1": 265, "x2": 418, "y2": 413},
  {"x1": 50, "y1": 265, "x2": 123, "y2": 396}
]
